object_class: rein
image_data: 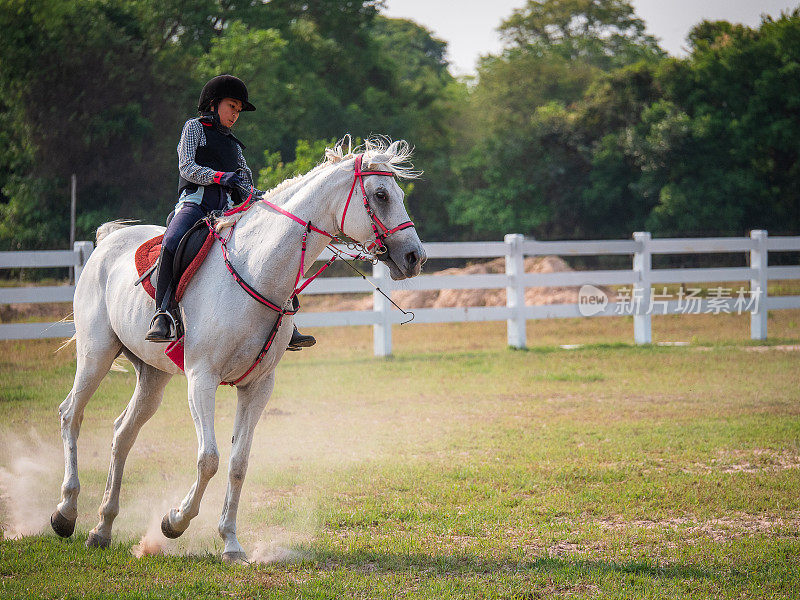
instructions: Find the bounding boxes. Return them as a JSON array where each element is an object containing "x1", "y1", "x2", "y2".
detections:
[{"x1": 211, "y1": 153, "x2": 415, "y2": 386}]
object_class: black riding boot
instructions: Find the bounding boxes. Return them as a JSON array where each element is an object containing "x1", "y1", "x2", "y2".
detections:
[
  {"x1": 287, "y1": 325, "x2": 316, "y2": 351},
  {"x1": 145, "y1": 248, "x2": 177, "y2": 342}
]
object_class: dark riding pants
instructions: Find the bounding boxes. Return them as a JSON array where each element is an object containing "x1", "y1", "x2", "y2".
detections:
[{"x1": 155, "y1": 185, "x2": 229, "y2": 308}]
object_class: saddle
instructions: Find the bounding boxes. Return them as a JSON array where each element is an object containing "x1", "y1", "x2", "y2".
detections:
[{"x1": 134, "y1": 218, "x2": 216, "y2": 302}]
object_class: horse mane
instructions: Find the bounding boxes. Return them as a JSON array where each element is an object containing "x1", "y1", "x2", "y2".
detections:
[
  {"x1": 325, "y1": 135, "x2": 421, "y2": 180},
  {"x1": 216, "y1": 135, "x2": 419, "y2": 231}
]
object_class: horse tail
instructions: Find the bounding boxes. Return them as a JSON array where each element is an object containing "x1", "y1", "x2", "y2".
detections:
[
  {"x1": 55, "y1": 313, "x2": 76, "y2": 352},
  {"x1": 57, "y1": 333, "x2": 76, "y2": 352},
  {"x1": 96, "y1": 220, "x2": 137, "y2": 244}
]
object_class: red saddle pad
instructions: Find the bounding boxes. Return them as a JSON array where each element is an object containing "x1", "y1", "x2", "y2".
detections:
[
  {"x1": 134, "y1": 232, "x2": 215, "y2": 302},
  {"x1": 134, "y1": 235, "x2": 163, "y2": 299}
]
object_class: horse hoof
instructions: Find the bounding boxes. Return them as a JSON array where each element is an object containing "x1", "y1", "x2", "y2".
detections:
[
  {"x1": 86, "y1": 531, "x2": 111, "y2": 549},
  {"x1": 160, "y1": 514, "x2": 183, "y2": 539},
  {"x1": 50, "y1": 510, "x2": 76, "y2": 538},
  {"x1": 222, "y1": 551, "x2": 248, "y2": 564}
]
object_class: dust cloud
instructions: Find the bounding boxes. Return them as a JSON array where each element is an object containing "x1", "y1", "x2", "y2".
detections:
[
  {"x1": 1, "y1": 383, "x2": 396, "y2": 564},
  {"x1": 131, "y1": 511, "x2": 176, "y2": 558},
  {"x1": 250, "y1": 539, "x2": 304, "y2": 564},
  {"x1": 0, "y1": 428, "x2": 61, "y2": 539}
]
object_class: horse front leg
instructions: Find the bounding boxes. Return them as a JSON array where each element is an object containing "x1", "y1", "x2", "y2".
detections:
[
  {"x1": 161, "y1": 372, "x2": 220, "y2": 539},
  {"x1": 218, "y1": 375, "x2": 275, "y2": 563}
]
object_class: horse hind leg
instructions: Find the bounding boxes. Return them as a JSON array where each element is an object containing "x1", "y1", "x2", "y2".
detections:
[
  {"x1": 86, "y1": 357, "x2": 172, "y2": 548},
  {"x1": 52, "y1": 330, "x2": 123, "y2": 538}
]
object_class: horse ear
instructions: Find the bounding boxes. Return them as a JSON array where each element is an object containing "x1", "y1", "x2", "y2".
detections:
[
  {"x1": 325, "y1": 147, "x2": 343, "y2": 163},
  {"x1": 368, "y1": 140, "x2": 400, "y2": 164},
  {"x1": 367, "y1": 153, "x2": 391, "y2": 166}
]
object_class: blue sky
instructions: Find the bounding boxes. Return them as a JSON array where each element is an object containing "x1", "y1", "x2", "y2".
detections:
[{"x1": 383, "y1": 0, "x2": 799, "y2": 75}]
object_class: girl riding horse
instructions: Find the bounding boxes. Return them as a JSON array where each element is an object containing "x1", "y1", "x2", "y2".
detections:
[{"x1": 145, "y1": 74, "x2": 315, "y2": 351}]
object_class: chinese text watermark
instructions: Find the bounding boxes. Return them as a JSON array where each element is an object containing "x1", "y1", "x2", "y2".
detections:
[{"x1": 578, "y1": 285, "x2": 761, "y2": 317}]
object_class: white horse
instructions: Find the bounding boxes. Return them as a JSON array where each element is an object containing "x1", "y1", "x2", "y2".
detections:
[{"x1": 50, "y1": 138, "x2": 426, "y2": 562}]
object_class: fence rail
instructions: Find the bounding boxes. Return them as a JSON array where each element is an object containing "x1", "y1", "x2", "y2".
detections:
[{"x1": 1, "y1": 232, "x2": 799, "y2": 354}]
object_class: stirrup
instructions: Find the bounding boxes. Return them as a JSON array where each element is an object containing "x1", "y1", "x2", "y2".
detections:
[{"x1": 145, "y1": 311, "x2": 178, "y2": 342}]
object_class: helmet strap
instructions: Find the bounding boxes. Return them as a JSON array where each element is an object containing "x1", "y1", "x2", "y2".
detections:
[{"x1": 199, "y1": 106, "x2": 230, "y2": 134}]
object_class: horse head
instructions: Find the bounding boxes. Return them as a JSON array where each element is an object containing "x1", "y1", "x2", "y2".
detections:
[{"x1": 333, "y1": 138, "x2": 427, "y2": 280}]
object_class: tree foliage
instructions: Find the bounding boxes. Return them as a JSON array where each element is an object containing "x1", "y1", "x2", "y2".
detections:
[
  {"x1": 0, "y1": 0, "x2": 798, "y2": 252},
  {"x1": 0, "y1": 0, "x2": 193, "y2": 248},
  {"x1": 0, "y1": 0, "x2": 456, "y2": 248},
  {"x1": 499, "y1": 0, "x2": 664, "y2": 70},
  {"x1": 452, "y1": 5, "x2": 800, "y2": 240}
]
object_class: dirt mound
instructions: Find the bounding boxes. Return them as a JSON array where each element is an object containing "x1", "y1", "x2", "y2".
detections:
[{"x1": 344, "y1": 256, "x2": 608, "y2": 310}]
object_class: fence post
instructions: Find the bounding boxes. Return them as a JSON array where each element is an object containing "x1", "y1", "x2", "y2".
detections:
[
  {"x1": 632, "y1": 232, "x2": 652, "y2": 344},
  {"x1": 373, "y1": 260, "x2": 392, "y2": 357},
  {"x1": 505, "y1": 233, "x2": 526, "y2": 349},
  {"x1": 73, "y1": 241, "x2": 93, "y2": 284},
  {"x1": 750, "y1": 230, "x2": 768, "y2": 340}
]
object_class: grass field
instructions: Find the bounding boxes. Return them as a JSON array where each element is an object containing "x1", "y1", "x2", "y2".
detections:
[{"x1": 1, "y1": 312, "x2": 799, "y2": 599}]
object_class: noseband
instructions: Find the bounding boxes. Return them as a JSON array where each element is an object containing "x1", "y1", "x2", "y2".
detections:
[{"x1": 340, "y1": 154, "x2": 415, "y2": 254}]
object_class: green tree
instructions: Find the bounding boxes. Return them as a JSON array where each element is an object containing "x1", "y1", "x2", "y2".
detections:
[
  {"x1": 0, "y1": 0, "x2": 192, "y2": 248},
  {"x1": 0, "y1": 0, "x2": 460, "y2": 249},
  {"x1": 453, "y1": 0, "x2": 665, "y2": 240},
  {"x1": 499, "y1": 0, "x2": 665, "y2": 70},
  {"x1": 368, "y1": 16, "x2": 462, "y2": 240},
  {"x1": 639, "y1": 14, "x2": 800, "y2": 235},
  {"x1": 577, "y1": 62, "x2": 664, "y2": 237},
  {"x1": 455, "y1": 4, "x2": 800, "y2": 240},
  {"x1": 258, "y1": 138, "x2": 339, "y2": 191},
  {"x1": 449, "y1": 103, "x2": 591, "y2": 239}
]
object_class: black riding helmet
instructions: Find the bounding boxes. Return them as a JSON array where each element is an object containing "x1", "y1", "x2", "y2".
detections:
[{"x1": 198, "y1": 75, "x2": 256, "y2": 112}]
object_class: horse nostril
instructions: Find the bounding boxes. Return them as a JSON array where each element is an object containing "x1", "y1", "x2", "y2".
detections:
[{"x1": 405, "y1": 251, "x2": 418, "y2": 268}]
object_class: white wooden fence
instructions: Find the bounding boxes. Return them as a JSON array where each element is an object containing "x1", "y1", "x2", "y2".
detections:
[
  {"x1": 2, "y1": 232, "x2": 799, "y2": 355},
  {"x1": 0, "y1": 241, "x2": 94, "y2": 341}
]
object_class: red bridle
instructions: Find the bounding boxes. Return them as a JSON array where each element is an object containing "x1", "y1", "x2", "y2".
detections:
[
  {"x1": 340, "y1": 154, "x2": 415, "y2": 253},
  {"x1": 228, "y1": 153, "x2": 416, "y2": 255},
  {"x1": 206, "y1": 153, "x2": 416, "y2": 386}
]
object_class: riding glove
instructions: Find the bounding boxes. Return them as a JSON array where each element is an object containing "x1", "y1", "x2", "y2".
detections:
[{"x1": 214, "y1": 171, "x2": 243, "y2": 189}]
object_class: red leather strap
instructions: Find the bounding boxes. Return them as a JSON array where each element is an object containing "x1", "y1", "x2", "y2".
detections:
[
  {"x1": 340, "y1": 154, "x2": 395, "y2": 233},
  {"x1": 226, "y1": 155, "x2": 412, "y2": 253},
  {"x1": 206, "y1": 219, "x2": 328, "y2": 387},
  {"x1": 204, "y1": 153, "x2": 420, "y2": 385},
  {"x1": 260, "y1": 198, "x2": 335, "y2": 238}
]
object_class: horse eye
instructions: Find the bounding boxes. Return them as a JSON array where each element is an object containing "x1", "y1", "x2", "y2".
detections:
[{"x1": 375, "y1": 190, "x2": 388, "y2": 201}]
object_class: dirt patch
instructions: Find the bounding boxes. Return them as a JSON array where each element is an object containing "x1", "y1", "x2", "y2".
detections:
[
  {"x1": 744, "y1": 345, "x2": 800, "y2": 352},
  {"x1": 594, "y1": 512, "x2": 800, "y2": 541},
  {"x1": 501, "y1": 532, "x2": 607, "y2": 559},
  {"x1": 542, "y1": 540, "x2": 585, "y2": 557},
  {"x1": 684, "y1": 448, "x2": 800, "y2": 474}
]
